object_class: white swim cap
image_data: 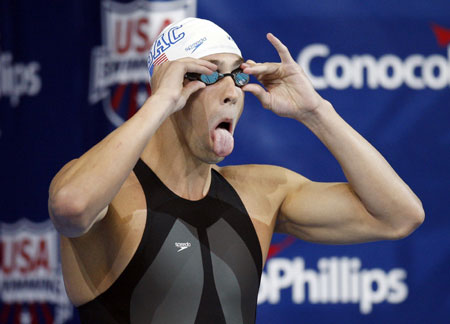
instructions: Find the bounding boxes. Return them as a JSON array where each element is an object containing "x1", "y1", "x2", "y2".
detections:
[{"x1": 147, "y1": 17, "x2": 242, "y2": 80}]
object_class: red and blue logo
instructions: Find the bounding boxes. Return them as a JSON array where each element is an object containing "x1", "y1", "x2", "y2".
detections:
[{"x1": 89, "y1": 0, "x2": 196, "y2": 127}]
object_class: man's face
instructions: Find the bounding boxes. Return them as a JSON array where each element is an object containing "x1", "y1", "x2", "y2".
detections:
[{"x1": 173, "y1": 53, "x2": 245, "y2": 164}]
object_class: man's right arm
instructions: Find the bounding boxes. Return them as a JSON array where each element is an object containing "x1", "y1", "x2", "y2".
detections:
[
  {"x1": 48, "y1": 58, "x2": 217, "y2": 237},
  {"x1": 48, "y1": 95, "x2": 173, "y2": 237}
]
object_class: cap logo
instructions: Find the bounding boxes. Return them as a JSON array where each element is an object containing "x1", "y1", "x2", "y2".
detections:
[
  {"x1": 149, "y1": 25, "x2": 185, "y2": 66},
  {"x1": 185, "y1": 37, "x2": 207, "y2": 54},
  {"x1": 147, "y1": 17, "x2": 242, "y2": 79}
]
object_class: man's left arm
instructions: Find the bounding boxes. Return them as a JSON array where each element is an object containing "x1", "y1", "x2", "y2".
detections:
[{"x1": 242, "y1": 34, "x2": 424, "y2": 244}]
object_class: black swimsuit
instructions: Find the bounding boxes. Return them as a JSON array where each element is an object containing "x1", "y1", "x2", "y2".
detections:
[{"x1": 77, "y1": 159, "x2": 263, "y2": 323}]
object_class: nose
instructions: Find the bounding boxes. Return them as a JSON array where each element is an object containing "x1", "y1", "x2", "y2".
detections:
[{"x1": 219, "y1": 75, "x2": 239, "y2": 105}]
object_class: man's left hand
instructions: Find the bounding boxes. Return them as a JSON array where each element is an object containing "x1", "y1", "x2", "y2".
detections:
[{"x1": 242, "y1": 33, "x2": 327, "y2": 121}]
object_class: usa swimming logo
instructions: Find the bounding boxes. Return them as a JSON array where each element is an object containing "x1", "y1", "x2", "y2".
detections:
[
  {"x1": 0, "y1": 219, "x2": 73, "y2": 323},
  {"x1": 89, "y1": 0, "x2": 196, "y2": 127}
]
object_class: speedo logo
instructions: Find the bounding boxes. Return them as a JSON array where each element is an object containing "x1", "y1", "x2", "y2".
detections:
[
  {"x1": 175, "y1": 242, "x2": 191, "y2": 252},
  {"x1": 296, "y1": 24, "x2": 450, "y2": 90},
  {"x1": 185, "y1": 37, "x2": 207, "y2": 53}
]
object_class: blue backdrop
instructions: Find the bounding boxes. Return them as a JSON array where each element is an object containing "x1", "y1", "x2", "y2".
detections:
[{"x1": 1, "y1": 0, "x2": 449, "y2": 323}]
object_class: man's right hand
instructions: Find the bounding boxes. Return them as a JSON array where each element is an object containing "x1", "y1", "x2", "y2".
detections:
[
  {"x1": 49, "y1": 58, "x2": 216, "y2": 238},
  {"x1": 150, "y1": 58, "x2": 217, "y2": 114},
  {"x1": 48, "y1": 58, "x2": 217, "y2": 237}
]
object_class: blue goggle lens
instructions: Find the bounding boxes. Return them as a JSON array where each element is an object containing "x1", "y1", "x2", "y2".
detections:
[
  {"x1": 234, "y1": 72, "x2": 249, "y2": 87},
  {"x1": 200, "y1": 72, "x2": 220, "y2": 84}
]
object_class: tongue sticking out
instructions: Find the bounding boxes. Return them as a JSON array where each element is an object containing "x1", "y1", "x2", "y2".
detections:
[{"x1": 212, "y1": 127, "x2": 234, "y2": 157}]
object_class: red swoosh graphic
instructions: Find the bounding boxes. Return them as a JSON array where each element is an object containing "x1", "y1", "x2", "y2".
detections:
[
  {"x1": 267, "y1": 236, "x2": 296, "y2": 259},
  {"x1": 431, "y1": 23, "x2": 450, "y2": 47}
]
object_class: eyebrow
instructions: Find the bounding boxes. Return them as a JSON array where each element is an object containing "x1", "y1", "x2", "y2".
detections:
[{"x1": 207, "y1": 58, "x2": 244, "y2": 69}]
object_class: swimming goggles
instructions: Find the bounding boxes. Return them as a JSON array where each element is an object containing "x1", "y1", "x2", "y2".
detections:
[{"x1": 185, "y1": 68, "x2": 249, "y2": 87}]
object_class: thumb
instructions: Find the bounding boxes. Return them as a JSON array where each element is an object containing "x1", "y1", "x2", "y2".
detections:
[
  {"x1": 181, "y1": 81, "x2": 206, "y2": 99},
  {"x1": 242, "y1": 83, "x2": 272, "y2": 109}
]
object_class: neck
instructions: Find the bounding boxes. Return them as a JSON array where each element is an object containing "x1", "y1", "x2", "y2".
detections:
[{"x1": 141, "y1": 117, "x2": 212, "y2": 201}]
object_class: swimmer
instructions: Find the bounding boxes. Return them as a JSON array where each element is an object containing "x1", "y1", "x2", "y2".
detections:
[{"x1": 48, "y1": 18, "x2": 424, "y2": 323}]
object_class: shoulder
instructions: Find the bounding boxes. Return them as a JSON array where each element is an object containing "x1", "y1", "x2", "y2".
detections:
[
  {"x1": 215, "y1": 164, "x2": 309, "y2": 191},
  {"x1": 213, "y1": 164, "x2": 311, "y2": 242},
  {"x1": 214, "y1": 164, "x2": 310, "y2": 212}
]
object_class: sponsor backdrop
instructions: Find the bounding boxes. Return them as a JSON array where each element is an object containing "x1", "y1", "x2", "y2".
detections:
[{"x1": 1, "y1": 0, "x2": 449, "y2": 323}]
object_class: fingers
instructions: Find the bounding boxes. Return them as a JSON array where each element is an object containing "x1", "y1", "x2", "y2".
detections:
[
  {"x1": 163, "y1": 58, "x2": 216, "y2": 76},
  {"x1": 266, "y1": 33, "x2": 295, "y2": 64},
  {"x1": 152, "y1": 58, "x2": 216, "y2": 92},
  {"x1": 180, "y1": 58, "x2": 217, "y2": 74},
  {"x1": 182, "y1": 80, "x2": 206, "y2": 98},
  {"x1": 243, "y1": 59, "x2": 257, "y2": 66},
  {"x1": 242, "y1": 83, "x2": 272, "y2": 109},
  {"x1": 154, "y1": 58, "x2": 217, "y2": 78},
  {"x1": 151, "y1": 58, "x2": 215, "y2": 108},
  {"x1": 242, "y1": 33, "x2": 294, "y2": 71},
  {"x1": 242, "y1": 62, "x2": 279, "y2": 76},
  {"x1": 242, "y1": 60, "x2": 280, "y2": 82}
]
